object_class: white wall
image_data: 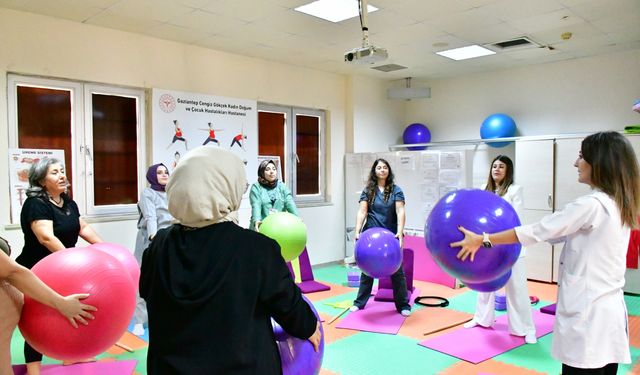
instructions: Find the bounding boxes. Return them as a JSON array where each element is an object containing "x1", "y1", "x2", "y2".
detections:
[
  {"x1": 405, "y1": 49, "x2": 640, "y2": 141},
  {"x1": 0, "y1": 8, "x2": 348, "y2": 265},
  {"x1": 402, "y1": 49, "x2": 640, "y2": 189},
  {"x1": 350, "y1": 75, "x2": 406, "y2": 153}
]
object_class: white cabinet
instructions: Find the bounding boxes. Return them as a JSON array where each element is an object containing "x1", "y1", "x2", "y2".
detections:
[
  {"x1": 520, "y1": 209, "x2": 554, "y2": 282},
  {"x1": 554, "y1": 138, "x2": 591, "y2": 210},
  {"x1": 551, "y1": 138, "x2": 591, "y2": 282},
  {"x1": 515, "y1": 140, "x2": 554, "y2": 210},
  {"x1": 539, "y1": 134, "x2": 640, "y2": 285},
  {"x1": 515, "y1": 139, "x2": 555, "y2": 282}
]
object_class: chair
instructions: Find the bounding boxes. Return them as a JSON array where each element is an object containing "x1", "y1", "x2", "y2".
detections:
[{"x1": 286, "y1": 247, "x2": 331, "y2": 293}]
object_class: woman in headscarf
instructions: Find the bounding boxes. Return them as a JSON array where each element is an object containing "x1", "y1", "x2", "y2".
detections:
[
  {"x1": 140, "y1": 147, "x2": 321, "y2": 374},
  {"x1": 132, "y1": 163, "x2": 173, "y2": 336},
  {"x1": 249, "y1": 159, "x2": 298, "y2": 232}
]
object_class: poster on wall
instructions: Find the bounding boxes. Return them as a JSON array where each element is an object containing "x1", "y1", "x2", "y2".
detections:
[
  {"x1": 151, "y1": 88, "x2": 258, "y2": 190},
  {"x1": 8, "y1": 148, "x2": 65, "y2": 224}
]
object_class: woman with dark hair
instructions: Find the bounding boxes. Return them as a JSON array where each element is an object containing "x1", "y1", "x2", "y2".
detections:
[
  {"x1": 140, "y1": 147, "x2": 320, "y2": 374},
  {"x1": 463, "y1": 155, "x2": 537, "y2": 344},
  {"x1": 454, "y1": 132, "x2": 638, "y2": 374},
  {"x1": 249, "y1": 159, "x2": 298, "y2": 232},
  {"x1": 16, "y1": 157, "x2": 102, "y2": 374},
  {"x1": 350, "y1": 159, "x2": 411, "y2": 316},
  {"x1": 132, "y1": 163, "x2": 173, "y2": 336}
]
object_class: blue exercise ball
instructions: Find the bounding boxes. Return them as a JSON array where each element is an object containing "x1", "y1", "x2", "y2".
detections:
[
  {"x1": 403, "y1": 123, "x2": 431, "y2": 150},
  {"x1": 480, "y1": 113, "x2": 516, "y2": 148},
  {"x1": 424, "y1": 189, "x2": 521, "y2": 287}
]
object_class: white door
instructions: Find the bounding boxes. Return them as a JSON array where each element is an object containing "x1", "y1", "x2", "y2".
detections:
[
  {"x1": 515, "y1": 139, "x2": 554, "y2": 281},
  {"x1": 554, "y1": 138, "x2": 591, "y2": 210},
  {"x1": 515, "y1": 140, "x2": 554, "y2": 210}
]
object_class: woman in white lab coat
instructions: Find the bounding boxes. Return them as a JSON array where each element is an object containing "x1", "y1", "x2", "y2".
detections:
[
  {"x1": 453, "y1": 132, "x2": 637, "y2": 374},
  {"x1": 464, "y1": 155, "x2": 537, "y2": 345}
]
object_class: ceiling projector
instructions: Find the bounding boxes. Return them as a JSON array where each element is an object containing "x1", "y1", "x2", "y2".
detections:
[{"x1": 344, "y1": 45, "x2": 388, "y2": 64}]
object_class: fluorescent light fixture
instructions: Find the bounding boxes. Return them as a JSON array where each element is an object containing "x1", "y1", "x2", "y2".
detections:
[
  {"x1": 436, "y1": 45, "x2": 495, "y2": 60},
  {"x1": 294, "y1": 0, "x2": 378, "y2": 23}
]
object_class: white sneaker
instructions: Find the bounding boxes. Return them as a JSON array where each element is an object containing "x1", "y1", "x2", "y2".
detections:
[
  {"x1": 400, "y1": 309, "x2": 411, "y2": 317},
  {"x1": 463, "y1": 320, "x2": 478, "y2": 329},
  {"x1": 525, "y1": 333, "x2": 537, "y2": 344},
  {"x1": 349, "y1": 305, "x2": 360, "y2": 312},
  {"x1": 132, "y1": 323, "x2": 145, "y2": 336}
]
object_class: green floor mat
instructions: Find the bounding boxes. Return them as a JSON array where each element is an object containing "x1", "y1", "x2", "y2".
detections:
[
  {"x1": 312, "y1": 263, "x2": 350, "y2": 285},
  {"x1": 625, "y1": 294, "x2": 640, "y2": 316},
  {"x1": 323, "y1": 331, "x2": 459, "y2": 375},
  {"x1": 496, "y1": 333, "x2": 640, "y2": 374},
  {"x1": 493, "y1": 332, "x2": 560, "y2": 374}
]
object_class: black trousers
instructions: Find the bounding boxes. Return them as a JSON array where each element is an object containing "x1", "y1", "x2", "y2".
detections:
[
  {"x1": 24, "y1": 341, "x2": 42, "y2": 363},
  {"x1": 561, "y1": 363, "x2": 618, "y2": 375},
  {"x1": 353, "y1": 266, "x2": 410, "y2": 312}
]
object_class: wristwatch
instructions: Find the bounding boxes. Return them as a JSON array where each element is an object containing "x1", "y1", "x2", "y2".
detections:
[{"x1": 482, "y1": 232, "x2": 493, "y2": 248}]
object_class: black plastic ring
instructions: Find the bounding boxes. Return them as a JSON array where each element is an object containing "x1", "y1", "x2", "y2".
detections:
[{"x1": 414, "y1": 296, "x2": 449, "y2": 307}]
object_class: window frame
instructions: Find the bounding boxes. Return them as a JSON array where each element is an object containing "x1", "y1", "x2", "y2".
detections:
[
  {"x1": 257, "y1": 103, "x2": 327, "y2": 205},
  {"x1": 7, "y1": 74, "x2": 147, "y2": 218}
]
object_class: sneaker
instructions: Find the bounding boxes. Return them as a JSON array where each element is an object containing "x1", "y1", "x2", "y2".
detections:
[
  {"x1": 349, "y1": 305, "x2": 360, "y2": 312},
  {"x1": 525, "y1": 333, "x2": 537, "y2": 344},
  {"x1": 132, "y1": 323, "x2": 145, "y2": 336},
  {"x1": 400, "y1": 309, "x2": 411, "y2": 317},
  {"x1": 463, "y1": 319, "x2": 478, "y2": 329}
]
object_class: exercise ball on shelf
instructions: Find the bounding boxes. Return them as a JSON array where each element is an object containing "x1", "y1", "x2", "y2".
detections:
[
  {"x1": 480, "y1": 113, "x2": 516, "y2": 148},
  {"x1": 403, "y1": 123, "x2": 431, "y2": 150}
]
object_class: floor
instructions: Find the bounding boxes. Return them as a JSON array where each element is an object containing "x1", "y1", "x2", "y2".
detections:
[{"x1": 10, "y1": 263, "x2": 640, "y2": 375}]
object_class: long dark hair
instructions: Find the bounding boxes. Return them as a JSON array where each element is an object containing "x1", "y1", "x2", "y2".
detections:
[
  {"x1": 581, "y1": 132, "x2": 639, "y2": 227},
  {"x1": 365, "y1": 158, "x2": 395, "y2": 205},
  {"x1": 484, "y1": 155, "x2": 514, "y2": 197}
]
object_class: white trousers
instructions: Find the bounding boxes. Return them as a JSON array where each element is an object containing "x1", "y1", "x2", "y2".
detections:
[{"x1": 473, "y1": 256, "x2": 536, "y2": 336}]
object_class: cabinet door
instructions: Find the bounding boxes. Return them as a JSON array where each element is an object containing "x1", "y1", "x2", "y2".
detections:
[
  {"x1": 520, "y1": 209, "x2": 554, "y2": 282},
  {"x1": 554, "y1": 138, "x2": 591, "y2": 210},
  {"x1": 515, "y1": 140, "x2": 554, "y2": 210}
]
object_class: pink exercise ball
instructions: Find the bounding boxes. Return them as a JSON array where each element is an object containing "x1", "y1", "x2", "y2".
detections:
[
  {"x1": 18, "y1": 247, "x2": 136, "y2": 361},
  {"x1": 89, "y1": 242, "x2": 140, "y2": 285}
]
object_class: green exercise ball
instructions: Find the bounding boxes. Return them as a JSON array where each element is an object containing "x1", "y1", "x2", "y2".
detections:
[{"x1": 259, "y1": 212, "x2": 307, "y2": 262}]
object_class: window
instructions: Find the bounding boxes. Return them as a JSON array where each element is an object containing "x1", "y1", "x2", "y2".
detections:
[
  {"x1": 8, "y1": 74, "x2": 146, "y2": 218},
  {"x1": 257, "y1": 104, "x2": 326, "y2": 204}
]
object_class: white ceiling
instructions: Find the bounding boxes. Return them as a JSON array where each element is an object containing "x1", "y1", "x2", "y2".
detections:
[{"x1": 1, "y1": 0, "x2": 639, "y2": 82}]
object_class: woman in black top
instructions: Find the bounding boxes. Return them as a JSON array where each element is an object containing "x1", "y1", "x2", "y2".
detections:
[{"x1": 16, "y1": 158, "x2": 102, "y2": 375}]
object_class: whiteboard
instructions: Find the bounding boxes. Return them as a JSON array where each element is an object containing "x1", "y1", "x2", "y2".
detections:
[{"x1": 344, "y1": 149, "x2": 473, "y2": 257}]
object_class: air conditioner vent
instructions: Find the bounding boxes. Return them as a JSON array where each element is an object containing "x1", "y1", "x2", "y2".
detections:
[
  {"x1": 488, "y1": 36, "x2": 542, "y2": 50},
  {"x1": 371, "y1": 64, "x2": 407, "y2": 72}
]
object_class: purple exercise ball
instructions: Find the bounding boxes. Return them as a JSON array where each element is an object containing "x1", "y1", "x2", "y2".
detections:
[
  {"x1": 424, "y1": 189, "x2": 521, "y2": 285},
  {"x1": 463, "y1": 270, "x2": 512, "y2": 293},
  {"x1": 403, "y1": 123, "x2": 431, "y2": 151},
  {"x1": 272, "y1": 295, "x2": 324, "y2": 375},
  {"x1": 355, "y1": 228, "x2": 403, "y2": 278}
]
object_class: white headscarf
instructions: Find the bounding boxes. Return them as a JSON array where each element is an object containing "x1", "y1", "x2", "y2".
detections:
[{"x1": 166, "y1": 147, "x2": 247, "y2": 228}]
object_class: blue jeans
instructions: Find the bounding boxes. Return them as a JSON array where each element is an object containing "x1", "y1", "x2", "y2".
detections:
[{"x1": 353, "y1": 266, "x2": 410, "y2": 312}]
